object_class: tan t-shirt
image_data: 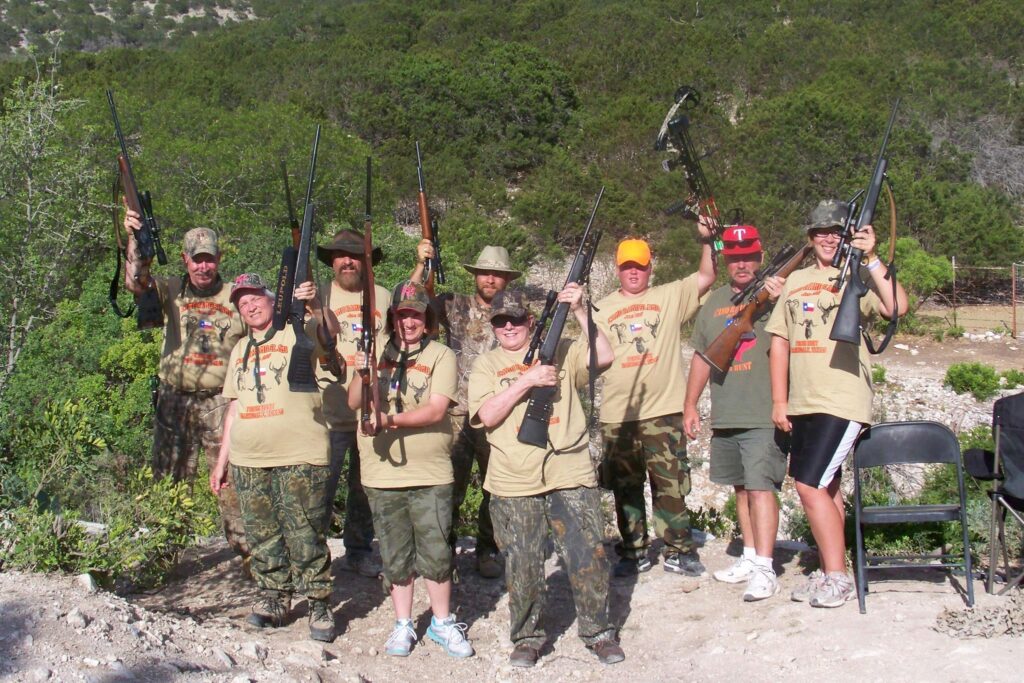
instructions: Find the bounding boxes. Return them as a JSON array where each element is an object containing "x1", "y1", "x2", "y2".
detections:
[
  {"x1": 468, "y1": 339, "x2": 598, "y2": 497},
  {"x1": 155, "y1": 276, "x2": 246, "y2": 392},
  {"x1": 593, "y1": 274, "x2": 702, "y2": 423},
  {"x1": 764, "y1": 265, "x2": 883, "y2": 424},
  {"x1": 222, "y1": 323, "x2": 330, "y2": 468},
  {"x1": 318, "y1": 278, "x2": 390, "y2": 432},
  {"x1": 355, "y1": 339, "x2": 457, "y2": 488}
]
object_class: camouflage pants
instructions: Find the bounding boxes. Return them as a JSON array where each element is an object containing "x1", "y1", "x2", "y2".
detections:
[
  {"x1": 449, "y1": 414, "x2": 496, "y2": 556},
  {"x1": 231, "y1": 463, "x2": 332, "y2": 600},
  {"x1": 152, "y1": 384, "x2": 247, "y2": 557},
  {"x1": 601, "y1": 413, "x2": 694, "y2": 559},
  {"x1": 490, "y1": 487, "x2": 614, "y2": 647},
  {"x1": 324, "y1": 430, "x2": 375, "y2": 554},
  {"x1": 365, "y1": 484, "x2": 454, "y2": 591}
]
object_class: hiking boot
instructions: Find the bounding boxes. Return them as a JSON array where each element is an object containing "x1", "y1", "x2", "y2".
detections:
[
  {"x1": 790, "y1": 569, "x2": 825, "y2": 602},
  {"x1": 307, "y1": 599, "x2": 335, "y2": 642},
  {"x1": 612, "y1": 556, "x2": 653, "y2": 578},
  {"x1": 476, "y1": 552, "x2": 503, "y2": 579},
  {"x1": 426, "y1": 615, "x2": 475, "y2": 658},
  {"x1": 385, "y1": 619, "x2": 417, "y2": 657},
  {"x1": 810, "y1": 572, "x2": 855, "y2": 608},
  {"x1": 663, "y1": 551, "x2": 706, "y2": 577},
  {"x1": 509, "y1": 642, "x2": 541, "y2": 668},
  {"x1": 589, "y1": 638, "x2": 625, "y2": 665},
  {"x1": 342, "y1": 552, "x2": 382, "y2": 578},
  {"x1": 713, "y1": 556, "x2": 756, "y2": 584},
  {"x1": 246, "y1": 590, "x2": 289, "y2": 628},
  {"x1": 743, "y1": 566, "x2": 780, "y2": 602}
]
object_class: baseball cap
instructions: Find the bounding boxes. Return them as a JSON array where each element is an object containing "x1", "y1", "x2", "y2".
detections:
[
  {"x1": 806, "y1": 200, "x2": 850, "y2": 232},
  {"x1": 229, "y1": 272, "x2": 272, "y2": 305},
  {"x1": 391, "y1": 280, "x2": 430, "y2": 313},
  {"x1": 616, "y1": 239, "x2": 652, "y2": 267},
  {"x1": 720, "y1": 225, "x2": 762, "y2": 256},
  {"x1": 488, "y1": 289, "x2": 531, "y2": 322},
  {"x1": 183, "y1": 227, "x2": 219, "y2": 258}
]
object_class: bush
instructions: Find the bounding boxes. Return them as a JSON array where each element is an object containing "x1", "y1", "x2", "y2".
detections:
[
  {"x1": 944, "y1": 362, "x2": 1000, "y2": 401},
  {"x1": 1002, "y1": 369, "x2": 1024, "y2": 390},
  {"x1": 871, "y1": 363, "x2": 887, "y2": 385}
]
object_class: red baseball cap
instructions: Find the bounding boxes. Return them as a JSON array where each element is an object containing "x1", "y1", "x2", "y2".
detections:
[{"x1": 720, "y1": 225, "x2": 762, "y2": 256}]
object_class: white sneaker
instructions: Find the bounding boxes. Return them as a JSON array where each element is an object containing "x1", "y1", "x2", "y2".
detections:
[
  {"x1": 809, "y1": 572, "x2": 855, "y2": 608},
  {"x1": 790, "y1": 569, "x2": 825, "y2": 602},
  {"x1": 742, "y1": 566, "x2": 780, "y2": 602},
  {"x1": 713, "y1": 556, "x2": 756, "y2": 584},
  {"x1": 385, "y1": 619, "x2": 417, "y2": 657},
  {"x1": 427, "y1": 616, "x2": 475, "y2": 658}
]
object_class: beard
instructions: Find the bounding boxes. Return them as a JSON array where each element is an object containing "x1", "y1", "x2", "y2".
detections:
[{"x1": 337, "y1": 270, "x2": 362, "y2": 291}]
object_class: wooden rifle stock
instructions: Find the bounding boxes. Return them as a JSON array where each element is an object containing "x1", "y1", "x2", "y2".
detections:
[
  {"x1": 698, "y1": 244, "x2": 812, "y2": 373},
  {"x1": 415, "y1": 141, "x2": 445, "y2": 295},
  {"x1": 360, "y1": 157, "x2": 384, "y2": 436}
]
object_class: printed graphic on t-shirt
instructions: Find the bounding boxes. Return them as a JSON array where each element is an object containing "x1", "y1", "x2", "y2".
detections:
[
  {"x1": 179, "y1": 301, "x2": 235, "y2": 365},
  {"x1": 233, "y1": 342, "x2": 290, "y2": 410},
  {"x1": 784, "y1": 280, "x2": 841, "y2": 352},
  {"x1": 606, "y1": 302, "x2": 663, "y2": 368}
]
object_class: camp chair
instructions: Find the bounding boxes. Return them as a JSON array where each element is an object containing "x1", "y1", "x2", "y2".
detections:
[
  {"x1": 852, "y1": 421, "x2": 974, "y2": 614},
  {"x1": 963, "y1": 391, "x2": 1024, "y2": 595}
]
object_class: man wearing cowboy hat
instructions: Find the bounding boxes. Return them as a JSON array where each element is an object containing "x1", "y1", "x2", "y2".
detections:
[
  {"x1": 314, "y1": 228, "x2": 390, "y2": 578},
  {"x1": 414, "y1": 242, "x2": 523, "y2": 578}
]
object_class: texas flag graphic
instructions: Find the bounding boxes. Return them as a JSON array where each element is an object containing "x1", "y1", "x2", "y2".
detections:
[
  {"x1": 629, "y1": 322, "x2": 644, "y2": 333},
  {"x1": 802, "y1": 302, "x2": 815, "y2": 313},
  {"x1": 199, "y1": 319, "x2": 214, "y2": 329}
]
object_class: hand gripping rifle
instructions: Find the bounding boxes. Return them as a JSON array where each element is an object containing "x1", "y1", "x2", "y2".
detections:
[
  {"x1": 107, "y1": 90, "x2": 166, "y2": 329},
  {"x1": 415, "y1": 141, "x2": 446, "y2": 295},
  {"x1": 359, "y1": 157, "x2": 385, "y2": 436},
  {"x1": 271, "y1": 125, "x2": 320, "y2": 392},
  {"x1": 517, "y1": 187, "x2": 604, "y2": 449},
  {"x1": 655, "y1": 86, "x2": 725, "y2": 258},
  {"x1": 697, "y1": 243, "x2": 812, "y2": 373},
  {"x1": 280, "y1": 159, "x2": 345, "y2": 382},
  {"x1": 828, "y1": 99, "x2": 901, "y2": 353}
]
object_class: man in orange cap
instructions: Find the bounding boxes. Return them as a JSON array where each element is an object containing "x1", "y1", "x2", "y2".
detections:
[{"x1": 593, "y1": 226, "x2": 716, "y2": 578}]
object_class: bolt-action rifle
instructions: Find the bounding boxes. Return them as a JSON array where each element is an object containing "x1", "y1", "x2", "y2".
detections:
[
  {"x1": 415, "y1": 142, "x2": 445, "y2": 296},
  {"x1": 829, "y1": 99, "x2": 901, "y2": 353},
  {"x1": 359, "y1": 157, "x2": 385, "y2": 436},
  {"x1": 655, "y1": 86, "x2": 726, "y2": 258},
  {"x1": 517, "y1": 187, "x2": 604, "y2": 449},
  {"x1": 697, "y1": 244, "x2": 812, "y2": 373},
  {"x1": 107, "y1": 90, "x2": 166, "y2": 329},
  {"x1": 271, "y1": 126, "x2": 320, "y2": 392}
]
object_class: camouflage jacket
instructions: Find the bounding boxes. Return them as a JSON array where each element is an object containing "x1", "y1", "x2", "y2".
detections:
[{"x1": 437, "y1": 292, "x2": 497, "y2": 415}]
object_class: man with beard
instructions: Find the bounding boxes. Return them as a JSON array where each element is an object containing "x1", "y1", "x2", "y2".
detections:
[
  {"x1": 123, "y1": 209, "x2": 248, "y2": 565},
  {"x1": 314, "y1": 229, "x2": 390, "y2": 578},
  {"x1": 683, "y1": 225, "x2": 789, "y2": 602},
  {"x1": 413, "y1": 243, "x2": 522, "y2": 578},
  {"x1": 593, "y1": 226, "x2": 716, "y2": 579}
]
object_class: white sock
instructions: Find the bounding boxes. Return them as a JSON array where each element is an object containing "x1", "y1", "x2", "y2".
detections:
[
  {"x1": 753, "y1": 555, "x2": 774, "y2": 572},
  {"x1": 742, "y1": 546, "x2": 756, "y2": 560}
]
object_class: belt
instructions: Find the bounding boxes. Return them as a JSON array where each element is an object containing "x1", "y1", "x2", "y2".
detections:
[{"x1": 162, "y1": 383, "x2": 222, "y2": 400}]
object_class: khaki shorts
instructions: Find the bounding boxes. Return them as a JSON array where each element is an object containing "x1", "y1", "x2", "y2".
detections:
[
  {"x1": 365, "y1": 483, "x2": 454, "y2": 589},
  {"x1": 709, "y1": 428, "x2": 789, "y2": 491}
]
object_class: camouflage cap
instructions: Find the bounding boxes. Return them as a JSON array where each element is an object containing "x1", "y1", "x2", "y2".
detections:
[
  {"x1": 229, "y1": 272, "x2": 273, "y2": 305},
  {"x1": 391, "y1": 279, "x2": 430, "y2": 313},
  {"x1": 316, "y1": 229, "x2": 383, "y2": 267},
  {"x1": 488, "y1": 289, "x2": 531, "y2": 321},
  {"x1": 183, "y1": 227, "x2": 219, "y2": 258},
  {"x1": 806, "y1": 200, "x2": 850, "y2": 232}
]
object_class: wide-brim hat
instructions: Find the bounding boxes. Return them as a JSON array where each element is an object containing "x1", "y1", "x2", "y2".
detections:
[
  {"x1": 316, "y1": 229, "x2": 383, "y2": 267},
  {"x1": 462, "y1": 245, "x2": 522, "y2": 280}
]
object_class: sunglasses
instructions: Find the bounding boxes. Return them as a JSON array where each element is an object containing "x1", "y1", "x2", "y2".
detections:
[{"x1": 491, "y1": 314, "x2": 529, "y2": 328}]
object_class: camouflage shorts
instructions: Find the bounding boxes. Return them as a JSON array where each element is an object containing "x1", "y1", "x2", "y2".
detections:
[
  {"x1": 365, "y1": 483, "x2": 454, "y2": 590},
  {"x1": 490, "y1": 486, "x2": 614, "y2": 646},
  {"x1": 232, "y1": 463, "x2": 332, "y2": 599},
  {"x1": 601, "y1": 413, "x2": 694, "y2": 558}
]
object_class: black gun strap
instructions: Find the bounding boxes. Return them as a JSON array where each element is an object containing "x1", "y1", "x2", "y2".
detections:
[
  {"x1": 864, "y1": 261, "x2": 899, "y2": 355},
  {"x1": 109, "y1": 171, "x2": 135, "y2": 318}
]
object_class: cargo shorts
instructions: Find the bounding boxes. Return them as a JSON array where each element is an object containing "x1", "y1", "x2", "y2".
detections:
[
  {"x1": 709, "y1": 427, "x2": 789, "y2": 491},
  {"x1": 365, "y1": 483, "x2": 454, "y2": 590}
]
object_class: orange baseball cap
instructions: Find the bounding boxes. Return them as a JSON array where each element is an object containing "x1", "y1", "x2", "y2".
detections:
[{"x1": 616, "y1": 239, "x2": 652, "y2": 267}]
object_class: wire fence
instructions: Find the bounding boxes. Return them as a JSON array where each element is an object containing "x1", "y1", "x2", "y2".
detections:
[{"x1": 925, "y1": 260, "x2": 1024, "y2": 337}]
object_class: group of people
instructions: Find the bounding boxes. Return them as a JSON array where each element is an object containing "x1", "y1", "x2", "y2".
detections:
[{"x1": 121, "y1": 192, "x2": 905, "y2": 665}]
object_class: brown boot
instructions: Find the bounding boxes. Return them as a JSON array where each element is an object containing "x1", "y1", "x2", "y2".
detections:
[
  {"x1": 509, "y1": 642, "x2": 540, "y2": 668},
  {"x1": 246, "y1": 590, "x2": 289, "y2": 628},
  {"x1": 308, "y1": 599, "x2": 336, "y2": 642},
  {"x1": 590, "y1": 638, "x2": 625, "y2": 665}
]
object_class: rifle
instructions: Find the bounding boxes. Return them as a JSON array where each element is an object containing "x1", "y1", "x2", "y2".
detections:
[
  {"x1": 280, "y1": 159, "x2": 345, "y2": 382},
  {"x1": 655, "y1": 86, "x2": 725, "y2": 258},
  {"x1": 107, "y1": 90, "x2": 166, "y2": 329},
  {"x1": 517, "y1": 187, "x2": 604, "y2": 449},
  {"x1": 829, "y1": 99, "x2": 901, "y2": 352},
  {"x1": 415, "y1": 141, "x2": 446, "y2": 295},
  {"x1": 271, "y1": 125, "x2": 320, "y2": 392},
  {"x1": 697, "y1": 244, "x2": 812, "y2": 373},
  {"x1": 359, "y1": 157, "x2": 385, "y2": 436},
  {"x1": 523, "y1": 290, "x2": 557, "y2": 366}
]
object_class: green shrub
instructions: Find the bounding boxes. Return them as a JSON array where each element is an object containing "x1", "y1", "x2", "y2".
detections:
[
  {"x1": 871, "y1": 363, "x2": 887, "y2": 385},
  {"x1": 1001, "y1": 369, "x2": 1024, "y2": 389},
  {"x1": 944, "y1": 362, "x2": 1000, "y2": 401},
  {"x1": 948, "y1": 325, "x2": 965, "y2": 338},
  {"x1": 690, "y1": 505, "x2": 736, "y2": 539}
]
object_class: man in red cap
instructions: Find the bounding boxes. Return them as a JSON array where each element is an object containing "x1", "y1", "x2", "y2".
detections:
[
  {"x1": 683, "y1": 225, "x2": 788, "y2": 601},
  {"x1": 593, "y1": 225, "x2": 715, "y2": 578}
]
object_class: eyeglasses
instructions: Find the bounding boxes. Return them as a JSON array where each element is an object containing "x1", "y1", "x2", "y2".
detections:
[
  {"x1": 491, "y1": 315, "x2": 529, "y2": 328},
  {"x1": 809, "y1": 228, "x2": 843, "y2": 241}
]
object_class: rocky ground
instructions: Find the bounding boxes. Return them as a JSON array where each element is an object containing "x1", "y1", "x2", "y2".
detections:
[{"x1": 0, "y1": 334, "x2": 1021, "y2": 683}]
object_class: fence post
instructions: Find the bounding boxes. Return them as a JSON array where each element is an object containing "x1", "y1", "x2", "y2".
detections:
[
  {"x1": 951, "y1": 255, "x2": 957, "y2": 328},
  {"x1": 1014, "y1": 262, "x2": 1019, "y2": 339}
]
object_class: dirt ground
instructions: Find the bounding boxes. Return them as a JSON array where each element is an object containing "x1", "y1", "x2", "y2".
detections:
[{"x1": 1, "y1": 332, "x2": 1021, "y2": 683}]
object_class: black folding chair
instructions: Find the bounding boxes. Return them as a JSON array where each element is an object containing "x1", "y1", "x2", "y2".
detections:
[
  {"x1": 852, "y1": 421, "x2": 974, "y2": 614},
  {"x1": 963, "y1": 391, "x2": 1024, "y2": 595}
]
